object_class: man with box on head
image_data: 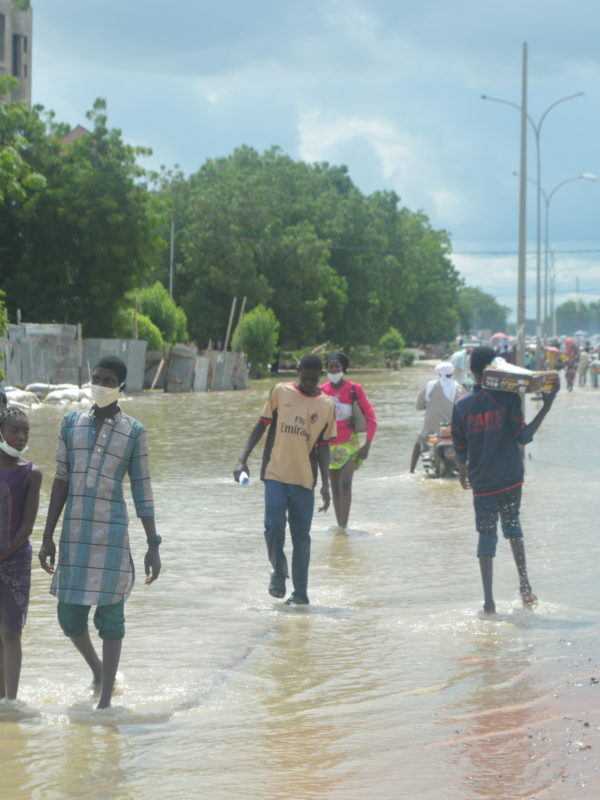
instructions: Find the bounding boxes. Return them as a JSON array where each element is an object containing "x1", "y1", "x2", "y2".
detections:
[{"x1": 451, "y1": 346, "x2": 558, "y2": 614}]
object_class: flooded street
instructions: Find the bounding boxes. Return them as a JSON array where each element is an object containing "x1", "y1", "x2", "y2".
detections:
[{"x1": 1, "y1": 364, "x2": 599, "y2": 799}]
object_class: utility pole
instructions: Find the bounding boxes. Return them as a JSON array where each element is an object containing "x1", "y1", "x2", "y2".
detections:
[
  {"x1": 517, "y1": 42, "x2": 528, "y2": 367},
  {"x1": 169, "y1": 219, "x2": 175, "y2": 299}
]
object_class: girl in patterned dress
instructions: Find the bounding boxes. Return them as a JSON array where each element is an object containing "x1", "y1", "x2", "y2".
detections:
[
  {"x1": 0, "y1": 408, "x2": 42, "y2": 700},
  {"x1": 321, "y1": 353, "x2": 377, "y2": 531}
]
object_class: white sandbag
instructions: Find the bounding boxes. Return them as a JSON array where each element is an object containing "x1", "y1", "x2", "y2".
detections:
[
  {"x1": 45, "y1": 387, "x2": 90, "y2": 404},
  {"x1": 5, "y1": 389, "x2": 39, "y2": 406},
  {"x1": 25, "y1": 382, "x2": 58, "y2": 397}
]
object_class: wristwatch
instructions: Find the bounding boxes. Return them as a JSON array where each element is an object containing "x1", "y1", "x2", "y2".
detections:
[{"x1": 146, "y1": 534, "x2": 162, "y2": 546}]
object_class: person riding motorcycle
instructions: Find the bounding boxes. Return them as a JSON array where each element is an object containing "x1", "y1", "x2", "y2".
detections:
[{"x1": 410, "y1": 362, "x2": 464, "y2": 473}]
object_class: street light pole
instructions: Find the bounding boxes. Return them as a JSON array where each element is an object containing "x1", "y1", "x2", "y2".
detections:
[
  {"x1": 516, "y1": 43, "x2": 528, "y2": 367},
  {"x1": 481, "y1": 90, "x2": 584, "y2": 343},
  {"x1": 543, "y1": 172, "x2": 597, "y2": 338}
]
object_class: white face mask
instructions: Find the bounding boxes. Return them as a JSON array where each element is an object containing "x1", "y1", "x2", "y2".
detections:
[
  {"x1": 327, "y1": 372, "x2": 344, "y2": 384},
  {"x1": 0, "y1": 436, "x2": 28, "y2": 458},
  {"x1": 90, "y1": 384, "x2": 121, "y2": 408}
]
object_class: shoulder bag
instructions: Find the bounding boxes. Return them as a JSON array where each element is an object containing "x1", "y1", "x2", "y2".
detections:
[{"x1": 349, "y1": 383, "x2": 367, "y2": 433}]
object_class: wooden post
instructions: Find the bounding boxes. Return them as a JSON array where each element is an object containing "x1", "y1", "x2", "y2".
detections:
[
  {"x1": 169, "y1": 219, "x2": 175, "y2": 299},
  {"x1": 236, "y1": 296, "x2": 247, "y2": 334},
  {"x1": 149, "y1": 358, "x2": 165, "y2": 391},
  {"x1": 76, "y1": 323, "x2": 83, "y2": 388},
  {"x1": 133, "y1": 298, "x2": 139, "y2": 340},
  {"x1": 223, "y1": 297, "x2": 237, "y2": 352}
]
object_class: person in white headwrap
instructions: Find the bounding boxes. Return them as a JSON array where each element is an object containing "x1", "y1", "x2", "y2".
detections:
[{"x1": 410, "y1": 362, "x2": 464, "y2": 472}]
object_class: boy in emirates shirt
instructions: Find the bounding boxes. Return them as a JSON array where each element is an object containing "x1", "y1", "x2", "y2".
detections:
[{"x1": 234, "y1": 354, "x2": 336, "y2": 605}]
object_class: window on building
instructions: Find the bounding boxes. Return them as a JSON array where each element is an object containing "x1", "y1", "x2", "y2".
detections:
[
  {"x1": 12, "y1": 34, "x2": 23, "y2": 77},
  {"x1": 0, "y1": 15, "x2": 5, "y2": 63},
  {"x1": 23, "y1": 36, "x2": 27, "y2": 54}
]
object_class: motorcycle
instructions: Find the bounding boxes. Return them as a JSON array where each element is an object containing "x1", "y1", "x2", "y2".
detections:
[{"x1": 421, "y1": 423, "x2": 459, "y2": 478}]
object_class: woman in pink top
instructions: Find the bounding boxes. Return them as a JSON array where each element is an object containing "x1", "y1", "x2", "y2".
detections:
[{"x1": 321, "y1": 353, "x2": 377, "y2": 531}]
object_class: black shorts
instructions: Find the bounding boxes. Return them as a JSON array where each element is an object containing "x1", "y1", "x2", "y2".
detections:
[{"x1": 473, "y1": 485, "x2": 523, "y2": 557}]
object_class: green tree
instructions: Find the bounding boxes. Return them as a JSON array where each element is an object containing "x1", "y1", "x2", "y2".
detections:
[
  {"x1": 133, "y1": 281, "x2": 188, "y2": 343},
  {"x1": 232, "y1": 304, "x2": 280, "y2": 378},
  {"x1": 0, "y1": 98, "x2": 163, "y2": 335},
  {"x1": 158, "y1": 147, "x2": 462, "y2": 348},
  {"x1": 0, "y1": 77, "x2": 46, "y2": 204},
  {"x1": 457, "y1": 286, "x2": 508, "y2": 333},
  {"x1": 379, "y1": 326, "x2": 405, "y2": 355},
  {"x1": 554, "y1": 299, "x2": 600, "y2": 335}
]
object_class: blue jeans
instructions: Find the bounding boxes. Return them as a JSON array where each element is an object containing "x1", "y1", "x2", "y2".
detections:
[{"x1": 264, "y1": 479, "x2": 314, "y2": 601}]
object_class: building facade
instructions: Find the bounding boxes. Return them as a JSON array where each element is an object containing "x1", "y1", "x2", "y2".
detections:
[{"x1": 0, "y1": 0, "x2": 32, "y2": 107}]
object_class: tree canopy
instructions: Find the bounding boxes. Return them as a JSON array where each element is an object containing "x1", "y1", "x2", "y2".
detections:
[
  {"x1": 457, "y1": 286, "x2": 509, "y2": 334},
  {"x1": 0, "y1": 97, "x2": 163, "y2": 336},
  {"x1": 0, "y1": 94, "x2": 510, "y2": 351},
  {"x1": 554, "y1": 299, "x2": 600, "y2": 336},
  {"x1": 155, "y1": 146, "x2": 462, "y2": 348}
]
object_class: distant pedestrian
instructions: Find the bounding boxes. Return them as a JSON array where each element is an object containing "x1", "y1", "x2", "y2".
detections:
[
  {"x1": 450, "y1": 348, "x2": 470, "y2": 388},
  {"x1": 578, "y1": 347, "x2": 591, "y2": 387},
  {"x1": 565, "y1": 353, "x2": 577, "y2": 392},
  {"x1": 234, "y1": 354, "x2": 337, "y2": 605}
]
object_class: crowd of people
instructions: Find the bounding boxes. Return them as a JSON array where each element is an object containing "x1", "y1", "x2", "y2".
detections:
[{"x1": 0, "y1": 336, "x2": 591, "y2": 707}]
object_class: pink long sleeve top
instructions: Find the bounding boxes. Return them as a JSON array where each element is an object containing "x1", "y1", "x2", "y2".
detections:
[{"x1": 320, "y1": 380, "x2": 377, "y2": 445}]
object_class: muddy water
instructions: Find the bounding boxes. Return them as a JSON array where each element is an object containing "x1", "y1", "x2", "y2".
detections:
[{"x1": 1, "y1": 366, "x2": 599, "y2": 799}]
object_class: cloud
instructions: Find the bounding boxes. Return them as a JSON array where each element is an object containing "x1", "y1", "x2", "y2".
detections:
[
  {"x1": 30, "y1": 0, "x2": 600, "y2": 313},
  {"x1": 297, "y1": 108, "x2": 470, "y2": 225}
]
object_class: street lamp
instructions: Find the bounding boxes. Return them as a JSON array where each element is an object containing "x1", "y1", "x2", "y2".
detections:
[
  {"x1": 544, "y1": 172, "x2": 597, "y2": 336},
  {"x1": 513, "y1": 171, "x2": 597, "y2": 336},
  {"x1": 481, "y1": 91, "x2": 584, "y2": 345}
]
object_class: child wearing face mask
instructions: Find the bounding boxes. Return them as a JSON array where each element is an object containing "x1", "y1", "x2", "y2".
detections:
[
  {"x1": 321, "y1": 353, "x2": 377, "y2": 531},
  {"x1": 0, "y1": 408, "x2": 43, "y2": 701},
  {"x1": 39, "y1": 355, "x2": 161, "y2": 710}
]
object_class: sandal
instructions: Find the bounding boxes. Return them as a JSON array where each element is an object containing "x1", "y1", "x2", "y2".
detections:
[
  {"x1": 520, "y1": 581, "x2": 537, "y2": 607},
  {"x1": 268, "y1": 572, "x2": 286, "y2": 599}
]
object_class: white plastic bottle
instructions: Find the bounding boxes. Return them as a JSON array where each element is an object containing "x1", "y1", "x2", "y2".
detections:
[{"x1": 238, "y1": 471, "x2": 250, "y2": 486}]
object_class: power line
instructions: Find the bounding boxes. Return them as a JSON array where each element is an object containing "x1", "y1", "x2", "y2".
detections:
[
  {"x1": 453, "y1": 248, "x2": 600, "y2": 256},
  {"x1": 175, "y1": 230, "x2": 600, "y2": 258}
]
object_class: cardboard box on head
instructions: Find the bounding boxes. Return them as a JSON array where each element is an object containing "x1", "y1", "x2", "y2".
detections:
[{"x1": 482, "y1": 360, "x2": 559, "y2": 394}]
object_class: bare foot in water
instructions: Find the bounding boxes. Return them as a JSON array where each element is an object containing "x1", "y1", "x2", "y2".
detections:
[{"x1": 520, "y1": 581, "x2": 538, "y2": 608}]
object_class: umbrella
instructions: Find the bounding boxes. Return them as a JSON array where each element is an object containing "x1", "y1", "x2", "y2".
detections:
[
  {"x1": 574, "y1": 330, "x2": 588, "y2": 337},
  {"x1": 490, "y1": 332, "x2": 509, "y2": 339},
  {"x1": 545, "y1": 346, "x2": 559, "y2": 353}
]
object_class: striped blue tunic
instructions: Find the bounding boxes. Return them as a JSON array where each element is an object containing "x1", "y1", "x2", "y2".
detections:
[{"x1": 50, "y1": 409, "x2": 154, "y2": 606}]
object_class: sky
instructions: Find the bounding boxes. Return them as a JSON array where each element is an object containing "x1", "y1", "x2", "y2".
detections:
[{"x1": 31, "y1": 0, "x2": 600, "y2": 322}]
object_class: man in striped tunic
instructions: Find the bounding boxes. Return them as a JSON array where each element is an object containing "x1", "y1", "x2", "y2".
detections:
[{"x1": 39, "y1": 356, "x2": 161, "y2": 709}]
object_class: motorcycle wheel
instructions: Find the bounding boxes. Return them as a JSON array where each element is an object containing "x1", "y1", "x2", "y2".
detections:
[{"x1": 441, "y1": 458, "x2": 454, "y2": 478}]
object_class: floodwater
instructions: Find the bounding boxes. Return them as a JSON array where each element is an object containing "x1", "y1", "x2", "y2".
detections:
[{"x1": 1, "y1": 365, "x2": 599, "y2": 800}]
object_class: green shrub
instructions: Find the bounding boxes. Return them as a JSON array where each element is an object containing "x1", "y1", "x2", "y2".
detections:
[
  {"x1": 233, "y1": 304, "x2": 280, "y2": 378},
  {"x1": 379, "y1": 326, "x2": 405, "y2": 356},
  {"x1": 136, "y1": 313, "x2": 164, "y2": 351},
  {"x1": 133, "y1": 282, "x2": 189, "y2": 343},
  {"x1": 114, "y1": 309, "x2": 163, "y2": 350},
  {"x1": 401, "y1": 349, "x2": 416, "y2": 367}
]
